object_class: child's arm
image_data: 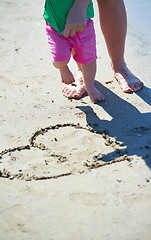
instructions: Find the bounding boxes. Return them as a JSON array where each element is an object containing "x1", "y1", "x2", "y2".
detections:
[{"x1": 63, "y1": 0, "x2": 91, "y2": 37}]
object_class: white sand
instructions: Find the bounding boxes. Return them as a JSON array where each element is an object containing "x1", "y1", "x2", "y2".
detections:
[{"x1": 0, "y1": 1, "x2": 151, "y2": 239}]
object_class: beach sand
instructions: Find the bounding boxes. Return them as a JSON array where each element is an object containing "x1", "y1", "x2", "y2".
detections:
[{"x1": 0, "y1": 1, "x2": 151, "y2": 239}]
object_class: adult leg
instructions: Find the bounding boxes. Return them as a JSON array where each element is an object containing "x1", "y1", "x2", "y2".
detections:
[{"x1": 97, "y1": 0, "x2": 143, "y2": 92}]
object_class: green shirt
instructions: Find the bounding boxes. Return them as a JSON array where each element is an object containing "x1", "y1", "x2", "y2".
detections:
[{"x1": 43, "y1": 0, "x2": 94, "y2": 35}]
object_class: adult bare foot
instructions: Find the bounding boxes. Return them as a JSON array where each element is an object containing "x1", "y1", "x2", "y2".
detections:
[
  {"x1": 113, "y1": 63, "x2": 143, "y2": 93},
  {"x1": 60, "y1": 65, "x2": 75, "y2": 84},
  {"x1": 62, "y1": 70, "x2": 86, "y2": 99}
]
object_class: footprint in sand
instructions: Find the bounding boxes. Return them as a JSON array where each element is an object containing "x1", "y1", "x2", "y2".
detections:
[{"x1": 69, "y1": 192, "x2": 106, "y2": 206}]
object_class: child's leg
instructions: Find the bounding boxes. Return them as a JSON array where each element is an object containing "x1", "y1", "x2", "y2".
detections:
[
  {"x1": 62, "y1": 48, "x2": 86, "y2": 98},
  {"x1": 45, "y1": 23, "x2": 75, "y2": 84},
  {"x1": 65, "y1": 19, "x2": 103, "y2": 102},
  {"x1": 53, "y1": 60, "x2": 75, "y2": 84},
  {"x1": 62, "y1": 50, "x2": 86, "y2": 97},
  {"x1": 62, "y1": 61, "x2": 86, "y2": 98},
  {"x1": 81, "y1": 61, "x2": 104, "y2": 103}
]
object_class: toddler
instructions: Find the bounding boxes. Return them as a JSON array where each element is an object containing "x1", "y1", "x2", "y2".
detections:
[{"x1": 43, "y1": 0, "x2": 104, "y2": 103}]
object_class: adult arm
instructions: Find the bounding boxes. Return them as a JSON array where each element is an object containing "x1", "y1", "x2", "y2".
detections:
[{"x1": 63, "y1": 0, "x2": 91, "y2": 37}]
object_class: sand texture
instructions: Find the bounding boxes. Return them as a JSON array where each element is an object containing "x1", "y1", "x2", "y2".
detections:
[{"x1": 0, "y1": 1, "x2": 151, "y2": 240}]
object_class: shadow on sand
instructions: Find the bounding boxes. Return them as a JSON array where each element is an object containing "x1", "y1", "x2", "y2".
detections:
[{"x1": 77, "y1": 83, "x2": 151, "y2": 169}]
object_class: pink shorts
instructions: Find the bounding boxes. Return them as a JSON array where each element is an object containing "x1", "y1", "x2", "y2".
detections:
[{"x1": 45, "y1": 19, "x2": 97, "y2": 64}]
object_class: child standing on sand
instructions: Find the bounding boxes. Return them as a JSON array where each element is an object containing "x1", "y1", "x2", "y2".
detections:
[{"x1": 43, "y1": 0, "x2": 104, "y2": 103}]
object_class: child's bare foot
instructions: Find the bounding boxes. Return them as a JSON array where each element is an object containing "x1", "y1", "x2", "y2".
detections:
[
  {"x1": 86, "y1": 86, "x2": 104, "y2": 103},
  {"x1": 62, "y1": 70, "x2": 86, "y2": 98},
  {"x1": 113, "y1": 63, "x2": 143, "y2": 93},
  {"x1": 62, "y1": 69, "x2": 104, "y2": 102},
  {"x1": 60, "y1": 65, "x2": 75, "y2": 84}
]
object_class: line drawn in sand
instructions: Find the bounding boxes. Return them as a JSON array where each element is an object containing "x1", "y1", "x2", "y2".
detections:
[{"x1": 0, "y1": 123, "x2": 132, "y2": 181}]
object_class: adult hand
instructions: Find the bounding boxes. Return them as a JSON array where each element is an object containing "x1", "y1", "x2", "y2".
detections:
[{"x1": 63, "y1": 1, "x2": 88, "y2": 38}]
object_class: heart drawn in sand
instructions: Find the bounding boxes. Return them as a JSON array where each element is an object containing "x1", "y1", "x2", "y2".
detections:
[{"x1": 0, "y1": 123, "x2": 130, "y2": 181}]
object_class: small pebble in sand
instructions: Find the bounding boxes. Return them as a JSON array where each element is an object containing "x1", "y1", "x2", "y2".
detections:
[
  {"x1": 9, "y1": 176, "x2": 14, "y2": 180},
  {"x1": 137, "y1": 134, "x2": 142, "y2": 137},
  {"x1": 117, "y1": 178, "x2": 122, "y2": 182},
  {"x1": 145, "y1": 178, "x2": 150, "y2": 183}
]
